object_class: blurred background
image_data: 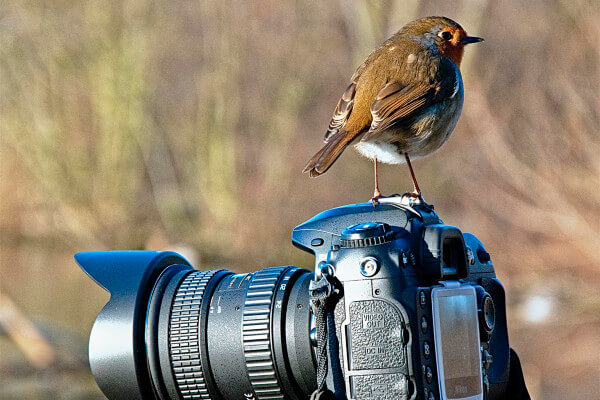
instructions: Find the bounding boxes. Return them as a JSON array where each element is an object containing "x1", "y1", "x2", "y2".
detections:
[{"x1": 1, "y1": 0, "x2": 598, "y2": 399}]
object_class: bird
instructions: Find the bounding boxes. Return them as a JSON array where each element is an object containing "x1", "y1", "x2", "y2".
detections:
[{"x1": 303, "y1": 16, "x2": 483, "y2": 201}]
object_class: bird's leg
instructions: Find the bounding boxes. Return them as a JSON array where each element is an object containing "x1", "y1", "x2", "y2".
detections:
[
  {"x1": 404, "y1": 153, "x2": 422, "y2": 198},
  {"x1": 372, "y1": 158, "x2": 383, "y2": 204}
]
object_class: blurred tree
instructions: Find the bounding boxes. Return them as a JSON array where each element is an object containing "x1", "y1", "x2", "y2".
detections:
[{"x1": 0, "y1": 1, "x2": 598, "y2": 398}]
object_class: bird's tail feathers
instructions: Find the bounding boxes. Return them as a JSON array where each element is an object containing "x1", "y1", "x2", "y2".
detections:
[{"x1": 302, "y1": 132, "x2": 353, "y2": 177}]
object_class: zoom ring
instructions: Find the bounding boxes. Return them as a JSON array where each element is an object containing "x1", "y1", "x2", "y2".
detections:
[
  {"x1": 169, "y1": 270, "x2": 217, "y2": 400},
  {"x1": 242, "y1": 267, "x2": 289, "y2": 399}
]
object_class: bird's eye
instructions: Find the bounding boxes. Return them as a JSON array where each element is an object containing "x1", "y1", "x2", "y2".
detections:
[{"x1": 439, "y1": 31, "x2": 453, "y2": 40}]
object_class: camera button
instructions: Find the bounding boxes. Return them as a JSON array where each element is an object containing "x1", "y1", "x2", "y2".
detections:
[
  {"x1": 482, "y1": 349, "x2": 493, "y2": 369},
  {"x1": 423, "y1": 341, "x2": 431, "y2": 359},
  {"x1": 420, "y1": 316, "x2": 428, "y2": 333},
  {"x1": 360, "y1": 257, "x2": 379, "y2": 277},
  {"x1": 477, "y1": 248, "x2": 491, "y2": 263},
  {"x1": 425, "y1": 366, "x2": 433, "y2": 384},
  {"x1": 419, "y1": 291, "x2": 427, "y2": 308},
  {"x1": 311, "y1": 238, "x2": 324, "y2": 247}
]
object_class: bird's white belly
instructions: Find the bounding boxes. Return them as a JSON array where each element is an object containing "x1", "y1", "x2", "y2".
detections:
[{"x1": 354, "y1": 140, "x2": 406, "y2": 164}]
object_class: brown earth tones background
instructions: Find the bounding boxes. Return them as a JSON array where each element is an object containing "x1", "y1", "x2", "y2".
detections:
[{"x1": 1, "y1": 1, "x2": 599, "y2": 399}]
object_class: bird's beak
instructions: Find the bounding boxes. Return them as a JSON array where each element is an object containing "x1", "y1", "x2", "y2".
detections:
[{"x1": 462, "y1": 36, "x2": 484, "y2": 45}]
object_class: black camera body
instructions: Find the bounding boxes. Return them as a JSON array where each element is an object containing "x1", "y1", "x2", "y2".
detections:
[
  {"x1": 292, "y1": 199, "x2": 509, "y2": 400},
  {"x1": 77, "y1": 199, "x2": 511, "y2": 400}
]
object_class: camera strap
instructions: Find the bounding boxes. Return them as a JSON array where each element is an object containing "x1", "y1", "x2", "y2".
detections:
[{"x1": 309, "y1": 270, "x2": 341, "y2": 400}]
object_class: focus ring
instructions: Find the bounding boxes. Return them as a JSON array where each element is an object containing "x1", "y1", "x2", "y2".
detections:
[
  {"x1": 169, "y1": 270, "x2": 217, "y2": 400},
  {"x1": 242, "y1": 267, "x2": 289, "y2": 399}
]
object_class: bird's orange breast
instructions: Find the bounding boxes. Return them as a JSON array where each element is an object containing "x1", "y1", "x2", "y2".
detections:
[{"x1": 439, "y1": 43, "x2": 464, "y2": 67}]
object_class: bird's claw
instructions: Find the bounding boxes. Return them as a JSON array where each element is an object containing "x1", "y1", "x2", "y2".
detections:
[
  {"x1": 371, "y1": 194, "x2": 384, "y2": 206},
  {"x1": 400, "y1": 191, "x2": 424, "y2": 204},
  {"x1": 371, "y1": 187, "x2": 384, "y2": 205}
]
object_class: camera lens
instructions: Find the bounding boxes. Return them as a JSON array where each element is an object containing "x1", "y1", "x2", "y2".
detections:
[{"x1": 146, "y1": 264, "x2": 316, "y2": 400}]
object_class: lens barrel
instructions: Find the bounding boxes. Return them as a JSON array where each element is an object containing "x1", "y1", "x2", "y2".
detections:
[
  {"x1": 76, "y1": 252, "x2": 316, "y2": 400},
  {"x1": 147, "y1": 264, "x2": 316, "y2": 400}
]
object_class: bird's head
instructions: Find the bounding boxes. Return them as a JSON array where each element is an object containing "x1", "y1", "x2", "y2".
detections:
[{"x1": 402, "y1": 16, "x2": 483, "y2": 67}]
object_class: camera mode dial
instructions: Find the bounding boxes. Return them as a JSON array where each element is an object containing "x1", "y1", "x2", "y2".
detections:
[{"x1": 340, "y1": 222, "x2": 394, "y2": 248}]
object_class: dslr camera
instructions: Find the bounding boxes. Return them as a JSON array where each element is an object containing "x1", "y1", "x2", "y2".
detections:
[{"x1": 78, "y1": 198, "x2": 525, "y2": 400}]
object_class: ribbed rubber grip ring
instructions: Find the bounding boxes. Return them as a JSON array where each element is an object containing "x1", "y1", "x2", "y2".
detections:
[
  {"x1": 169, "y1": 270, "x2": 217, "y2": 400},
  {"x1": 242, "y1": 267, "x2": 289, "y2": 399}
]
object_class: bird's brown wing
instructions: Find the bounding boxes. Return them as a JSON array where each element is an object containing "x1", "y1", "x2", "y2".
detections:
[
  {"x1": 361, "y1": 82, "x2": 438, "y2": 142},
  {"x1": 323, "y1": 76, "x2": 358, "y2": 143},
  {"x1": 304, "y1": 71, "x2": 364, "y2": 176}
]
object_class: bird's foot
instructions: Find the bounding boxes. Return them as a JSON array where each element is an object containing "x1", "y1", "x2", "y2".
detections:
[
  {"x1": 400, "y1": 191, "x2": 424, "y2": 204},
  {"x1": 371, "y1": 194, "x2": 384, "y2": 206},
  {"x1": 371, "y1": 188, "x2": 384, "y2": 205}
]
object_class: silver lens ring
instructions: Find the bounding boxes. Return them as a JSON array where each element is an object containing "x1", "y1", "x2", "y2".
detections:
[
  {"x1": 169, "y1": 270, "x2": 218, "y2": 399},
  {"x1": 242, "y1": 266, "x2": 291, "y2": 399}
]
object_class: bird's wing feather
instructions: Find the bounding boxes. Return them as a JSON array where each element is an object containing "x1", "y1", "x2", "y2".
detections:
[
  {"x1": 324, "y1": 77, "x2": 358, "y2": 143},
  {"x1": 362, "y1": 82, "x2": 436, "y2": 141},
  {"x1": 362, "y1": 61, "x2": 459, "y2": 142},
  {"x1": 323, "y1": 45, "x2": 391, "y2": 143}
]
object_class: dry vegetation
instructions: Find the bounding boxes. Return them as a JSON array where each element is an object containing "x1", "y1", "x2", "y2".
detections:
[{"x1": 1, "y1": 1, "x2": 598, "y2": 399}]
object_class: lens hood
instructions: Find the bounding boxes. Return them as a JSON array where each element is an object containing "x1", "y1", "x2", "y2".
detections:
[{"x1": 75, "y1": 251, "x2": 191, "y2": 400}]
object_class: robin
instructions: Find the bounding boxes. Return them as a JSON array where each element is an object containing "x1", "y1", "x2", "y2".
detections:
[{"x1": 303, "y1": 16, "x2": 483, "y2": 201}]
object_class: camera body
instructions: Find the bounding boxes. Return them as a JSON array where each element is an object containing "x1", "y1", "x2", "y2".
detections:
[
  {"x1": 292, "y1": 199, "x2": 509, "y2": 400},
  {"x1": 76, "y1": 199, "x2": 511, "y2": 400}
]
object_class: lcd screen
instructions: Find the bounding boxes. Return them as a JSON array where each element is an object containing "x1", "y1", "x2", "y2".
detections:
[{"x1": 433, "y1": 289, "x2": 482, "y2": 399}]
